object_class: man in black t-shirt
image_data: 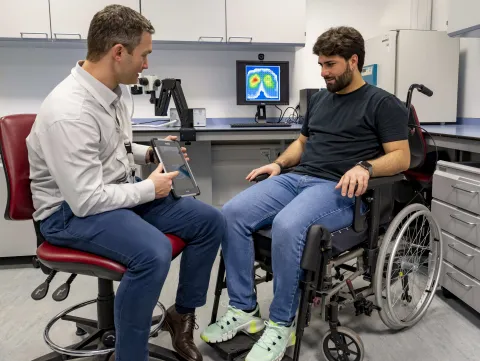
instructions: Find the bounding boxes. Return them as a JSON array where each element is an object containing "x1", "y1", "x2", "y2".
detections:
[{"x1": 201, "y1": 26, "x2": 410, "y2": 361}]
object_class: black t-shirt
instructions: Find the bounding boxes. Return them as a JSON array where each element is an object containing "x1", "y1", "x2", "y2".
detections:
[{"x1": 294, "y1": 83, "x2": 408, "y2": 182}]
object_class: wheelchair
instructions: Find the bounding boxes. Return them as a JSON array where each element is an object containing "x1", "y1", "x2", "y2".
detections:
[{"x1": 206, "y1": 84, "x2": 444, "y2": 361}]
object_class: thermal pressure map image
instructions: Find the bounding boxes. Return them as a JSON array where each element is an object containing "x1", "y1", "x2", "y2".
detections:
[{"x1": 246, "y1": 65, "x2": 280, "y2": 102}]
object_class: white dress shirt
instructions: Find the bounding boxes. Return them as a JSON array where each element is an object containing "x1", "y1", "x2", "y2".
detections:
[{"x1": 26, "y1": 61, "x2": 155, "y2": 221}]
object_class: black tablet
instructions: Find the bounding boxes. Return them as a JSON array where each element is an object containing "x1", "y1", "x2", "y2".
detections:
[{"x1": 150, "y1": 138, "x2": 200, "y2": 198}]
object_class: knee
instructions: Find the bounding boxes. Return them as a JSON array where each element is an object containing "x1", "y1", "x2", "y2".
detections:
[
  {"x1": 130, "y1": 237, "x2": 172, "y2": 279},
  {"x1": 204, "y1": 205, "x2": 226, "y2": 243},
  {"x1": 222, "y1": 196, "x2": 245, "y2": 224},
  {"x1": 271, "y1": 212, "x2": 297, "y2": 241}
]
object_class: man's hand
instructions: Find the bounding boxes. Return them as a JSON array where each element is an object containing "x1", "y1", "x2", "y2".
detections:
[
  {"x1": 147, "y1": 163, "x2": 179, "y2": 199},
  {"x1": 164, "y1": 135, "x2": 189, "y2": 161},
  {"x1": 246, "y1": 163, "x2": 281, "y2": 182},
  {"x1": 335, "y1": 165, "x2": 370, "y2": 198}
]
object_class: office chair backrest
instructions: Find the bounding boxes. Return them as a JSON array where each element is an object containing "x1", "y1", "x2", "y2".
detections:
[
  {"x1": 407, "y1": 104, "x2": 427, "y2": 170},
  {"x1": 0, "y1": 114, "x2": 37, "y2": 221}
]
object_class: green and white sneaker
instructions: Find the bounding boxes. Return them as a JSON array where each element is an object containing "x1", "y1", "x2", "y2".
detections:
[
  {"x1": 200, "y1": 304, "x2": 265, "y2": 343},
  {"x1": 245, "y1": 320, "x2": 296, "y2": 361}
]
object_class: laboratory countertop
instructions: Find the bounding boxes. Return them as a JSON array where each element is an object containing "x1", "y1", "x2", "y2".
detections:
[{"x1": 131, "y1": 118, "x2": 480, "y2": 140}]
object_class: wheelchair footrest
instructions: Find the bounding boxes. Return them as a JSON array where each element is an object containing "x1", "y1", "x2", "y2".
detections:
[
  {"x1": 206, "y1": 331, "x2": 293, "y2": 361},
  {"x1": 206, "y1": 332, "x2": 262, "y2": 361}
]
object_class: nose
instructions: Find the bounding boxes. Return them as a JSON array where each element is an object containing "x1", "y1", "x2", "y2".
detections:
[
  {"x1": 321, "y1": 69, "x2": 329, "y2": 78},
  {"x1": 143, "y1": 59, "x2": 149, "y2": 70}
]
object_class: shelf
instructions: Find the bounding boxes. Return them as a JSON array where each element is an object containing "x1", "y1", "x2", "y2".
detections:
[{"x1": 0, "y1": 38, "x2": 305, "y2": 53}]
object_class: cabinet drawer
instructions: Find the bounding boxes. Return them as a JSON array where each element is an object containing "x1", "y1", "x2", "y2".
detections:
[
  {"x1": 443, "y1": 231, "x2": 480, "y2": 280},
  {"x1": 432, "y1": 199, "x2": 480, "y2": 248},
  {"x1": 441, "y1": 261, "x2": 480, "y2": 314},
  {"x1": 433, "y1": 169, "x2": 480, "y2": 215}
]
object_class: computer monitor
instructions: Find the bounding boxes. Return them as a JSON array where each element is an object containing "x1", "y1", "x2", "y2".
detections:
[{"x1": 236, "y1": 60, "x2": 289, "y2": 120}]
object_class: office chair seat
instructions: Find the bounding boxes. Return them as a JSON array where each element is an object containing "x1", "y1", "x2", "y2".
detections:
[{"x1": 37, "y1": 234, "x2": 186, "y2": 282}]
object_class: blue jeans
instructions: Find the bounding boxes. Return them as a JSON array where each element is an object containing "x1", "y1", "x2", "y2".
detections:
[
  {"x1": 40, "y1": 194, "x2": 225, "y2": 361},
  {"x1": 222, "y1": 173, "x2": 356, "y2": 324}
]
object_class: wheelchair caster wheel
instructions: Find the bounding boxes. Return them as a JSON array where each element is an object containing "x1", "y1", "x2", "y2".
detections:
[
  {"x1": 442, "y1": 287, "x2": 455, "y2": 299},
  {"x1": 322, "y1": 326, "x2": 364, "y2": 361},
  {"x1": 76, "y1": 327, "x2": 87, "y2": 336},
  {"x1": 151, "y1": 331, "x2": 159, "y2": 338},
  {"x1": 401, "y1": 294, "x2": 412, "y2": 303}
]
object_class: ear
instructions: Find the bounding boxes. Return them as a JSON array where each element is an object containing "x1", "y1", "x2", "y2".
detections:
[
  {"x1": 112, "y1": 44, "x2": 124, "y2": 61},
  {"x1": 349, "y1": 54, "x2": 358, "y2": 71}
]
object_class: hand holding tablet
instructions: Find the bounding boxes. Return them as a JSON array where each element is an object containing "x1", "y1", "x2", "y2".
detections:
[{"x1": 150, "y1": 138, "x2": 200, "y2": 198}]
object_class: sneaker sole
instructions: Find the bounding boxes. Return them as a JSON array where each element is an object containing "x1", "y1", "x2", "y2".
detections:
[{"x1": 201, "y1": 318, "x2": 265, "y2": 344}]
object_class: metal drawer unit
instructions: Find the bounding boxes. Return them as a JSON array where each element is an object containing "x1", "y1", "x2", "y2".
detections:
[{"x1": 432, "y1": 161, "x2": 480, "y2": 312}]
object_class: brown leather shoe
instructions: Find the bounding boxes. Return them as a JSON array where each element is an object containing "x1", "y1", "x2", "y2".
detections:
[{"x1": 162, "y1": 305, "x2": 202, "y2": 361}]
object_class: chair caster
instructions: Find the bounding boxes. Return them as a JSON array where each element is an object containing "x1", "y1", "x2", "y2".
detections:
[
  {"x1": 32, "y1": 256, "x2": 41, "y2": 269},
  {"x1": 76, "y1": 327, "x2": 87, "y2": 336},
  {"x1": 322, "y1": 326, "x2": 364, "y2": 361}
]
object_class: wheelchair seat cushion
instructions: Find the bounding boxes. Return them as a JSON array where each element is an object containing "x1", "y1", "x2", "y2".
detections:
[{"x1": 254, "y1": 226, "x2": 368, "y2": 258}]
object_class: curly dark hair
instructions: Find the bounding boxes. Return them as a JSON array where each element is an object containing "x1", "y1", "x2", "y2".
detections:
[
  {"x1": 312, "y1": 26, "x2": 365, "y2": 72},
  {"x1": 86, "y1": 5, "x2": 155, "y2": 62}
]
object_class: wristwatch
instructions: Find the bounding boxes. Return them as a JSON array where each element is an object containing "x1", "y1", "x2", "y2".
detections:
[{"x1": 356, "y1": 161, "x2": 373, "y2": 177}]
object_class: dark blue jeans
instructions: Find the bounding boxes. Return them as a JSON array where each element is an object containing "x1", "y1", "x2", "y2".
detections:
[{"x1": 40, "y1": 194, "x2": 225, "y2": 361}]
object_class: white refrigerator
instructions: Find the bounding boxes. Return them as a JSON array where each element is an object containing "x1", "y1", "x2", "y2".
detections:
[{"x1": 364, "y1": 30, "x2": 460, "y2": 124}]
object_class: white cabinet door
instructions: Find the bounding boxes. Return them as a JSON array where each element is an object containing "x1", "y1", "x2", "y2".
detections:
[
  {"x1": 226, "y1": 0, "x2": 306, "y2": 44},
  {"x1": 50, "y1": 0, "x2": 140, "y2": 40},
  {"x1": 141, "y1": 0, "x2": 226, "y2": 42},
  {"x1": 0, "y1": 0, "x2": 51, "y2": 39},
  {"x1": 447, "y1": 0, "x2": 480, "y2": 37}
]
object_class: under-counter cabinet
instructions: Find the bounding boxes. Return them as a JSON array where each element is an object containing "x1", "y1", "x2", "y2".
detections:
[{"x1": 432, "y1": 161, "x2": 480, "y2": 313}]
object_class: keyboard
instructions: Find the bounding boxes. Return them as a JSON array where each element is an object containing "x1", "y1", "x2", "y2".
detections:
[{"x1": 230, "y1": 123, "x2": 292, "y2": 128}]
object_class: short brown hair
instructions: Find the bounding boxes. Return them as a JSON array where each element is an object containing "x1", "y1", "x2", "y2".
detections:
[
  {"x1": 86, "y1": 5, "x2": 155, "y2": 62},
  {"x1": 312, "y1": 26, "x2": 365, "y2": 72}
]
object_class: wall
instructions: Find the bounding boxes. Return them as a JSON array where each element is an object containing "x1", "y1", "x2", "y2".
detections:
[
  {"x1": 0, "y1": 45, "x2": 295, "y2": 120},
  {"x1": 432, "y1": 0, "x2": 480, "y2": 122},
  {"x1": 293, "y1": 0, "x2": 424, "y2": 98}
]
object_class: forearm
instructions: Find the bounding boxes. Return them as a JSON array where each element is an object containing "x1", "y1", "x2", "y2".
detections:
[
  {"x1": 370, "y1": 149, "x2": 410, "y2": 177},
  {"x1": 132, "y1": 143, "x2": 150, "y2": 164},
  {"x1": 275, "y1": 139, "x2": 305, "y2": 168}
]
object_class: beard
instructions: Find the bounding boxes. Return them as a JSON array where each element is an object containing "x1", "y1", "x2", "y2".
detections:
[{"x1": 325, "y1": 65, "x2": 353, "y2": 93}]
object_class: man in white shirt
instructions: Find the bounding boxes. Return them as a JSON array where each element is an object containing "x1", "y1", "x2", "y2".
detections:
[{"x1": 26, "y1": 5, "x2": 225, "y2": 361}]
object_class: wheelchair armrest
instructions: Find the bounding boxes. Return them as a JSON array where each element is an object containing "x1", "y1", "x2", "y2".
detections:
[
  {"x1": 253, "y1": 168, "x2": 293, "y2": 182},
  {"x1": 353, "y1": 174, "x2": 405, "y2": 232},
  {"x1": 366, "y1": 174, "x2": 405, "y2": 190},
  {"x1": 300, "y1": 225, "x2": 332, "y2": 272}
]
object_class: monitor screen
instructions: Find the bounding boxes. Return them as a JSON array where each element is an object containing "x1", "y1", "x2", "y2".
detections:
[{"x1": 236, "y1": 61, "x2": 289, "y2": 105}]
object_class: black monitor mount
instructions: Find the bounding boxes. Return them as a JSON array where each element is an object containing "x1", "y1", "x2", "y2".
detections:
[{"x1": 151, "y1": 78, "x2": 196, "y2": 143}]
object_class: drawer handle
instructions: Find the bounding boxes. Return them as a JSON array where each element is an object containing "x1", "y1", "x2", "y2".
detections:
[
  {"x1": 446, "y1": 272, "x2": 473, "y2": 290},
  {"x1": 20, "y1": 32, "x2": 49, "y2": 38},
  {"x1": 448, "y1": 244, "x2": 474, "y2": 259},
  {"x1": 198, "y1": 36, "x2": 224, "y2": 42},
  {"x1": 452, "y1": 184, "x2": 479, "y2": 194},
  {"x1": 54, "y1": 33, "x2": 82, "y2": 39},
  {"x1": 228, "y1": 36, "x2": 253, "y2": 43},
  {"x1": 450, "y1": 214, "x2": 478, "y2": 226}
]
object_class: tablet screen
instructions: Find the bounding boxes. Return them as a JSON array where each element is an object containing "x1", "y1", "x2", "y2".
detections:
[{"x1": 152, "y1": 140, "x2": 199, "y2": 196}]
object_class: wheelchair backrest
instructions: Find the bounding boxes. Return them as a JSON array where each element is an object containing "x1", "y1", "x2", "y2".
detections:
[{"x1": 406, "y1": 104, "x2": 427, "y2": 170}]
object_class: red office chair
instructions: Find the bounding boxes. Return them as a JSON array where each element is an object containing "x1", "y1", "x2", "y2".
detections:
[{"x1": 0, "y1": 114, "x2": 186, "y2": 361}]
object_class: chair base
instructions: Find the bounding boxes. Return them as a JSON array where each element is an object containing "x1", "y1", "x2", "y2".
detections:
[
  {"x1": 32, "y1": 316, "x2": 183, "y2": 361},
  {"x1": 205, "y1": 332, "x2": 293, "y2": 361}
]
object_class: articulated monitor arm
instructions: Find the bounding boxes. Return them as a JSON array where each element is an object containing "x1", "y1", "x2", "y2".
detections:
[{"x1": 154, "y1": 78, "x2": 196, "y2": 142}]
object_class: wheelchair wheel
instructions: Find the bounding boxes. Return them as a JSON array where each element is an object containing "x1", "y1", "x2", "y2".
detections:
[
  {"x1": 321, "y1": 326, "x2": 364, "y2": 361},
  {"x1": 374, "y1": 203, "x2": 442, "y2": 330}
]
